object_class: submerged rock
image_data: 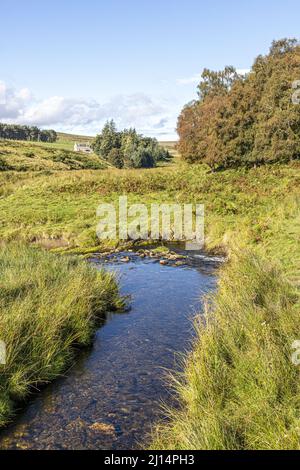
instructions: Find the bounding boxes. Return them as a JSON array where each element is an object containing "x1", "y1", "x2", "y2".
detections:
[
  {"x1": 160, "y1": 260, "x2": 168, "y2": 266},
  {"x1": 89, "y1": 422, "x2": 115, "y2": 435},
  {"x1": 175, "y1": 261, "x2": 185, "y2": 267}
]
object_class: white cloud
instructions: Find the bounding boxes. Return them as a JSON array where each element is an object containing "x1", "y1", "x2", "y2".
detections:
[
  {"x1": 0, "y1": 81, "x2": 32, "y2": 118},
  {"x1": 0, "y1": 81, "x2": 178, "y2": 139},
  {"x1": 16, "y1": 88, "x2": 32, "y2": 101},
  {"x1": 0, "y1": 83, "x2": 6, "y2": 105}
]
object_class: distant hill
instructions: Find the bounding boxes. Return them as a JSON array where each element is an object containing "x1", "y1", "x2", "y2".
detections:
[{"x1": 57, "y1": 132, "x2": 94, "y2": 142}]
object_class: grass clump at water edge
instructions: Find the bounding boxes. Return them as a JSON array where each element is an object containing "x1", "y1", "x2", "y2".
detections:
[
  {"x1": 0, "y1": 243, "x2": 123, "y2": 427},
  {"x1": 151, "y1": 248, "x2": 300, "y2": 450}
]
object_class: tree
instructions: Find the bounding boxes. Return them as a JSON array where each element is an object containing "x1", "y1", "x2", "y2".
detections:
[
  {"x1": 0, "y1": 123, "x2": 57, "y2": 143},
  {"x1": 269, "y1": 38, "x2": 298, "y2": 56},
  {"x1": 93, "y1": 123, "x2": 166, "y2": 169},
  {"x1": 198, "y1": 66, "x2": 242, "y2": 101},
  {"x1": 129, "y1": 148, "x2": 155, "y2": 169},
  {"x1": 108, "y1": 148, "x2": 124, "y2": 169},
  {"x1": 92, "y1": 120, "x2": 121, "y2": 160},
  {"x1": 120, "y1": 128, "x2": 140, "y2": 165},
  {"x1": 177, "y1": 38, "x2": 300, "y2": 169}
]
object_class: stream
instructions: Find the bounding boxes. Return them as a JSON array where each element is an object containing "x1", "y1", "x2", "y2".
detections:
[{"x1": 0, "y1": 249, "x2": 221, "y2": 450}]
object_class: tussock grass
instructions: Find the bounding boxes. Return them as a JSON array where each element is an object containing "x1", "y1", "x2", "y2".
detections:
[
  {"x1": 151, "y1": 250, "x2": 300, "y2": 450},
  {"x1": 0, "y1": 244, "x2": 123, "y2": 427}
]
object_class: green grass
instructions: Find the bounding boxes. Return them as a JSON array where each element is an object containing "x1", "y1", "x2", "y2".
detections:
[
  {"x1": 42, "y1": 132, "x2": 95, "y2": 152},
  {"x1": 151, "y1": 249, "x2": 300, "y2": 450},
  {"x1": 0, "y1": 163, "x2": 299, "y2": 261},
  {"x1": 0, "y1": 243, "x2": 123, "y2": 427},
  {"x1": 158, "y1": 141, "x2": 180, "y2": 165},
  {"x1": 0, "y1": 138, "x2": 300, "y2": 448},
  {"x1": 147, "y1": 168, "x2": 300, "y2": 450}
]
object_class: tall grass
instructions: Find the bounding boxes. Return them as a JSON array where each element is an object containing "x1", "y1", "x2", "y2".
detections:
[
  {"x1": 151, "y1": 249, "x2": 300, "y2": 450},
  {"x1": 149, "y1": 163, "x2": 299, "y2": 450},
  {"x1": 0, "y1": 244, "x2": 123, "y2": 427}
]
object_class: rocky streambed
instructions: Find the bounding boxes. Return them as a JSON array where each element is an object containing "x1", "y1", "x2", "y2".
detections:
[{"x1": 0, "y1": 248, "x2": 221, "y2": 450}]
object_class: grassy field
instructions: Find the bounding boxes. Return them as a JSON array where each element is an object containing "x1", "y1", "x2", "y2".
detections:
[
  {"x1": 51, "y1": 132, "x2": 94, "y2": 151},
  {"x1": 148, "y1": 169, "x2": 300, "y2": 450},
  {"x1": 0, "y1": 162, "x2": 299, "y2": 260},
  {"x1": 0, "y1": 136, "x2": 300, "y2": 448}
]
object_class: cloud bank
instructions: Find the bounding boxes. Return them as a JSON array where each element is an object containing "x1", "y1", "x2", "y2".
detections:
[{"x1": 0, "y1": 81, "x2": 177, "y2": 140}]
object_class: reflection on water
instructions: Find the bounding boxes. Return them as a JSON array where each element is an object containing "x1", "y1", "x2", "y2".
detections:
[{"x1": 0, "y1": 253, "x2": 219, "y2": 450}]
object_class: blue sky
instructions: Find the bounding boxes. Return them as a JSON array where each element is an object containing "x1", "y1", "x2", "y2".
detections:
[{"x1": 1, "y1": 0, "x2": 300, "y2": 139}]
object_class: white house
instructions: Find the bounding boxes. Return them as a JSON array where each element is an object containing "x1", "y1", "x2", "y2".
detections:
[{"x1": 74, "y1": 143, "x2": 93, "y2": 154}]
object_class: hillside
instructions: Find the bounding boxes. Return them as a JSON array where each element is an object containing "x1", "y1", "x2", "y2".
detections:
[
  {"x1": 0, "y1": 139, "x2": 108, "y2": 171},
  {"x1": 0, "y1": 133, "x2": 177, "y2": 171},
  {"x1": 54, "y1": 132, "x2": 95, "y2": 151}
]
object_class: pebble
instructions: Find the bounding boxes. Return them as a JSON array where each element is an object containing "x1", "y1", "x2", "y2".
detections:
[
  {"x1": 89, "y1": 422, "x2": 115, "y2": 435},
  {"x1": 160, "y1": 260, "x2": 168, "y2": 266}
]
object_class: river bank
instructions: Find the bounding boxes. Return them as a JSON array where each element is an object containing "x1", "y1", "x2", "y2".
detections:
[{"x1": 0, "y1": 244, "x2": 123, "y2": 429}]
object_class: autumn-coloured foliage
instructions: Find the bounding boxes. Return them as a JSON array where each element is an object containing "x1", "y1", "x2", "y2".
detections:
[{"x1": 177, "y1": 39, "x2": 300, "y2": 169}]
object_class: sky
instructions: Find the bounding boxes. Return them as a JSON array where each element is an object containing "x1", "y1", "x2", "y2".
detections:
[{"x1": 1, "y1": 0, "x2": 300, "y2": 140}]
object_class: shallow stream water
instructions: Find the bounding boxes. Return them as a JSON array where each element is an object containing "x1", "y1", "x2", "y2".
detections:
[{"x1": 0, "y1": 250, "x2": 220, "y2": 450}]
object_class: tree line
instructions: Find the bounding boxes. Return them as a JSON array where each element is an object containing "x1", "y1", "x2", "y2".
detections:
[
  {"x1": 177, "y1": 38, "x2": 300, "y2": 169},
  {"x1": 92, "y1": 120, "x2": 171, "y2": 168},
  {"x1": 0, "y1": 123, "x2": 57, "y2": 143}
]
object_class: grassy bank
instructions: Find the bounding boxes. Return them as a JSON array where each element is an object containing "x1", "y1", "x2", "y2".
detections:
[
  {"x1": 0, "y1": 244, "x2": 123, "y2": 427},
  {"x1": 151, "y1": 249, "x2": 300, "y2": 449},
  {"x1": 148, "y1": 169, "x2": 300, "y2": 449}
]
